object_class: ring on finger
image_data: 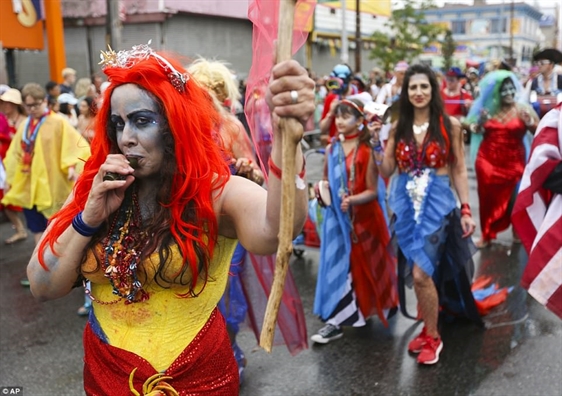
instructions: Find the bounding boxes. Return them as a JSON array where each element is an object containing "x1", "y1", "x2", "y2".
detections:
[{"x1": 290, "y1": 90, "x2": 298, "y2": 104}]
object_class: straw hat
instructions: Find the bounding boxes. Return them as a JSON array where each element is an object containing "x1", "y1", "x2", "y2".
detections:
[{"x1": 0, "y1": 88, "x2": 23, "y2": 105}]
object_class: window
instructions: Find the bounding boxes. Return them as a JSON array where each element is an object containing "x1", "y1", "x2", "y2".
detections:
[
  {"x1": 452, "y1": 20, "x2": 466, "y2": 34},
  {"x1": 490, "y1": 18, "x2": 507, "y2": 33}
]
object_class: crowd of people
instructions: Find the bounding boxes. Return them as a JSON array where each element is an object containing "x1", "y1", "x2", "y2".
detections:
[{"x1": 0, "y1": 43, "x2": 560, "y2": 393}]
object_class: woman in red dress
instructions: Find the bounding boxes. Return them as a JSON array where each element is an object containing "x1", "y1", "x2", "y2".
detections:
[{"x1": 466, "y1": 70, "x2": 539, "y2": 248}]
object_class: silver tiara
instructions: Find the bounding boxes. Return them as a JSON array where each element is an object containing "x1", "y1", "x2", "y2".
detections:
[{"x1": 99, "y1": 41, "x2": 189, "y2": 93}]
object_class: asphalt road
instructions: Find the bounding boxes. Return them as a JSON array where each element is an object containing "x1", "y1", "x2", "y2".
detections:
[{"x1": 0, "y1": 156, "x2": 560, "y2": 396}]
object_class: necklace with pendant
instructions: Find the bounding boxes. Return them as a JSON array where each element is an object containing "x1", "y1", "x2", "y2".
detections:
[{"x1": 413, "y1": 122, "x2": 429, "y2": 135}]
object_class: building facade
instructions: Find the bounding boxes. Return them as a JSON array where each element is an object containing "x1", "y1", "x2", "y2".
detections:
[
  {"x1": 421, "y1": 1, "x2": 544, "y2": 69},
  {"x1": 5, "y1": 0, "x2": 393, "y2": 87}
]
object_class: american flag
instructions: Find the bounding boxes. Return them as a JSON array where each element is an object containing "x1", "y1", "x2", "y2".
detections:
[{"x1": 512, "y1": 103, "x2": 562, "y2": 319}]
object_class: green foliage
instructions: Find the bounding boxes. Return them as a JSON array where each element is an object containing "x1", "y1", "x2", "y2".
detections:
[
  {"x1": 369, "y1": 0, "x2": 444, "y2": 73},
  {"x1": 442, "y1": 29, "x2": 457, "y2": 71}
]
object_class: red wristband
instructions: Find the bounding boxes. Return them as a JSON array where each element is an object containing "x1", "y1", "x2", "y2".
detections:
[{"x1": 268, "y1": 157, "x2": 306, "y2": 179}]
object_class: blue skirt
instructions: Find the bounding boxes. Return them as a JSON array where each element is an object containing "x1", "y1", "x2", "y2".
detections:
[{"x1": 389, "y1": 171, "x2": 456, "y2": 277}]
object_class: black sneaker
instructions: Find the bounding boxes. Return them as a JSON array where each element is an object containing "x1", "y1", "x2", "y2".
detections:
[{"x1": 310, "y1": 324, "x2": 343, "y2": 344}]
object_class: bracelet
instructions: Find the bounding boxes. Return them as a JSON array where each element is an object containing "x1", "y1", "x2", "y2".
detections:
[
  {"x1": 268, "y1": 156, "x2": 306, "y2": 179},
  {"x1": 461, "y1": 203, "x2": 471, "y2": 210},
  {"x1": 72, "y1": 211, "x2": 102, "y2": 237}
]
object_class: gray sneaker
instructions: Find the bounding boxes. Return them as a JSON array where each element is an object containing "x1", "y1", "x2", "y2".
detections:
[{"x1": 310, "y1": 324, "x2": 343, "y2": 344}]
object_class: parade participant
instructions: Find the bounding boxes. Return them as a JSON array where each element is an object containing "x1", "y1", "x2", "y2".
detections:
[
  {"x1": 376, "y1": 61, "x2": 408, "y2": 106},
  {"x1": 77, "y1": 96, "x2": 96, "y2": 143},
  {"x1": 371, "y1": 64, "x2": 476, "y2": 364},
  {"x1": 319, "y1": 63, "x2": 354, "y2": 143},
  {"x1": 368, "y1": 67, "x2": 384, "y2": 99},
  {"x1": 465, "y1": 70, "x2": 539, "y2": 248},
  {"x1": 57, "y1": 93, "x2": 79, "y2": 128},
  {"x1": 187, "y1": 56, "x2": 264, "y2": 382},
  {"x1": 441, "y1": 67, "x2": 473, "y2": 120},
  {"x1": 529, "y1": 48, "x2": 562, "y2": 118},
  {"x1": 59, "y1": 67, "x2": 77, "y2": 95},
  {"x1": 187, "y1": 57, "x2": 264, "y2": 185},
  {"x1": 3, "y1": 83, "x2": 89, "y2": 286},
  {"x1": 512, "y1": 103, "x2": 562, "y2": 319},
  {"x1": 0, "y1": 87, "x2": 28, "y2": 244},
  {"x1": 26, "y1": 44, "x2": 313, "y2": 394},
  {"x1": 312, "y1": 98, "x2": 397, "y2": 344},
  {"x1": 464, "y1": 67, "x2": 480, "y2": 99}
]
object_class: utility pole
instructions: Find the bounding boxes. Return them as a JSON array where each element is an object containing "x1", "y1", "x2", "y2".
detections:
[
  {"x1": 106, "y1": 0, "x2": 122, "y2": 50},
  {"x1": 341, "y1": 0, "x2": 349, "y2": 63},
  {"x1": 355, "y1": 0, "x2": 361, "y2": 72},
  {"x1": 509, "y1": 0, "x2": 515, "y2": 66}
]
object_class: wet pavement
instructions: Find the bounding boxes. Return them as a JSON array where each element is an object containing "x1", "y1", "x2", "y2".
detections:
[{"x1": 0, "y1": 157, "x2": 561, "y2": 396}]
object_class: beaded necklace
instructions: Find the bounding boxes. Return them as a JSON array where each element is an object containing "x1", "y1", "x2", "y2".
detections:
[{"x1": 102, "y1": 187, "x2": 150, "y2": 304}]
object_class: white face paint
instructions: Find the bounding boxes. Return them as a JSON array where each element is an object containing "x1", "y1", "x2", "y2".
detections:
[{"x1": 500, "y1": 79, "x2": 516, "y2": 104}]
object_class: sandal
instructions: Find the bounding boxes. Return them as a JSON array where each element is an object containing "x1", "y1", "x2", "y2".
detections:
[{"x1": 5, "y1": 231, "x2": 28, "y2": 245}]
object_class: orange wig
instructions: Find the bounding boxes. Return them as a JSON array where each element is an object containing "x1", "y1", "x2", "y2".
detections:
[{"x1": 38, "y1": 50, "x2": 230, "y2": 290}]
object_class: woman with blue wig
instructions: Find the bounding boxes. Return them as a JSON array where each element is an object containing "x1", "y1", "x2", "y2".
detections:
[{"x1": 465, "y1": 70, "x2": 539, "y2": 248}]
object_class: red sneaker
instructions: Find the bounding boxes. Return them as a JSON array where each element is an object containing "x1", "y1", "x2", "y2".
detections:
[
  {"x1": 417, "y1": 335, "x2": 443, "y2": 365},
  {"x1": 408, "y1": 327, "x2": 427, "y2": 353}
]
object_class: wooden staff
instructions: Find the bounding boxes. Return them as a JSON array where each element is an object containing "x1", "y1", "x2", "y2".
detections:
[{"x1": 260, "y1": 0, "x2": 303, "y2": 352}]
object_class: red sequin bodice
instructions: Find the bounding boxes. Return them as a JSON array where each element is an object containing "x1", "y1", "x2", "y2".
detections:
[{"x1": 396, "y1": 139, "x2": 448, "y2": 173}]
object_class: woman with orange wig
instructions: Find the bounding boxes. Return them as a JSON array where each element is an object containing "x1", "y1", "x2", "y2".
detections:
[{"x1": 26, "y1": 44, "x2": 314, "y2": 394}]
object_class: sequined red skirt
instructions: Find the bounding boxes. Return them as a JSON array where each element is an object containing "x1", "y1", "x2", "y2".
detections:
[{"x1": 83, "y1": 309, "x2": 239, "y2": 395}]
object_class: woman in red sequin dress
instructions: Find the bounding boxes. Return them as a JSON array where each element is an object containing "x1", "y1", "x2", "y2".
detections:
[
  {"x1": 465, "y1": 70, "x2": 539, "y2": 248},
  {"x1": 26, "y1": 46, "x2": 314, "y2": 395}
]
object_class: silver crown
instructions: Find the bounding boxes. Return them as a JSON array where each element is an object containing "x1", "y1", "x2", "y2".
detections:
[{"x1": 99, "y1": 41, "x2": 189, "y2": 93}]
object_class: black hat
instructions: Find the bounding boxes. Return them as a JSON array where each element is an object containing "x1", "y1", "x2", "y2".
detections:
[{"x1": 533, "y1": 48, "x2": 562, "y2": 64}]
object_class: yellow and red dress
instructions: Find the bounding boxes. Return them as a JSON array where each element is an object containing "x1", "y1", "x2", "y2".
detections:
[{"x1": 81, "y1": 237, "x2": 239, "y2": 395}]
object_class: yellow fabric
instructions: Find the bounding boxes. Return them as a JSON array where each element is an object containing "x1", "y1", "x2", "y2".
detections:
[
  {"x1": 2, "y1": 113, "x2": 90, "y2": 218},
  {"x1": 322, "y1": 0, "x2": 391, "y2": 17},
  {"x1": 85, "y1": 236, "x2": 237, "y2": 372}
]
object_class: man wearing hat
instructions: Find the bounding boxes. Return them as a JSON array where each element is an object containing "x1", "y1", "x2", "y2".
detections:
[
  {"x1": 442, "y1": 67, "x2": 474, "y2": 121},
  {"x1": 59, "y1": 67, "x2": 77, "y2": 96},
  {"x1": 529, "y1": 48, "x2": 562, "y2": 118}
]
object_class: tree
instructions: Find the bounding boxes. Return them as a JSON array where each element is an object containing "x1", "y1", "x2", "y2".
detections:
[
  {"x1": 369, "y1": 0, "x2": 443, "y2": 73},
  {"x1": 441, "y1": 29, "x2": 457, "y2": 71}
]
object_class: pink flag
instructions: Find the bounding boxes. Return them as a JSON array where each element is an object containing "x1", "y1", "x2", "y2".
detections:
[
  {"x1": 240, "y1": 0, "x2": 317, "y2": 355},
  {"x1": 245, "y1": 0, "x2": 316, "y2": 175}
]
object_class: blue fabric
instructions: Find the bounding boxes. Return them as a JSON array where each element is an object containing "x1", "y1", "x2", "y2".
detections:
[
  {"x1": 377, "y1": 175, "x2": 390, "y2": 227},
  {"x1": 313, "y1": 142, "x2": 352, "y2": 320},
  {"x1": 218, "y1": 243, "x2": 248, "y2": 334},
  {"x1": 389, "y1": 172, "x2": 456, "y2": 277}
]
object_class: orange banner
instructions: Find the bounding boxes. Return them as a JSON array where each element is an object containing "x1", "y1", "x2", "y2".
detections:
[{"x1": 0, "y1": 0, "x2": 44, "y2": 50}]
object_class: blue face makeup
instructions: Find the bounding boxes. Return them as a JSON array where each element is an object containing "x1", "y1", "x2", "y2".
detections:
[{"x1": 110, "y1": 110, "x2": 160, "y2": 132}]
